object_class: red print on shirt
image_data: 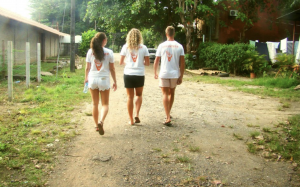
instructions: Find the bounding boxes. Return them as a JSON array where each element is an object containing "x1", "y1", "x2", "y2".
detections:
[
  {"x1": 131, "y1": 52, "x2": 138, "y2": 62},
  {"x1": 94, "y1": 59, "x2": 102, "y2": 71},
  {"x1": 166, "y1": 51, "x2": 172, "y2": 62}
]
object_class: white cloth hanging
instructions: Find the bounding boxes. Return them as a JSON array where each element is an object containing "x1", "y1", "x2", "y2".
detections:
[
  {"x1": 281, "y1": 38, "x2": 287, "y2": 53},
  {"x1": 266, "y1": 42, "x2": 276, "y2": 63}
]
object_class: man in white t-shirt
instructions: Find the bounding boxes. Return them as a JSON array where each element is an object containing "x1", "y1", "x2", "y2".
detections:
[{"x1": 154, "y1": 26, "x2": 185, "y2": 126}]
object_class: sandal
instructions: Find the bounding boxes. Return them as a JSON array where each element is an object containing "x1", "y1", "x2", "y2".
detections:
[
  {"x1": 163, "y1": 121, "x2": 172, "y2": 127},
  {"x1": 134, "y1": 117, "x2": 140, "y2": 123},
  {"x1": 97, "y1": 121, "x2": 104, "y2": 135}
]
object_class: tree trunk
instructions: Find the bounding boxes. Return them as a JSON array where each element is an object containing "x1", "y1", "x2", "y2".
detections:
[
  {"x1": 185, "y1": 26, "x2": 192, "y2": 54},
  {"x1": 70, "y1": 0, "x2": 75, "y2": 72}
]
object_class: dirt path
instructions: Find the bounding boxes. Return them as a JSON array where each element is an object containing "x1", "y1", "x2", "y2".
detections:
[{"x1": 47, "y1": 54, "x2": 300, "y2": 187}]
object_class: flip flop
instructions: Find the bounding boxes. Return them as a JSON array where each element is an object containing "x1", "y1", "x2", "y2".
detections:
[
  {"x1": 97, "y1": 121, "x2": 104, "y2": 135},
  {"x1": 163, "y1": 121, "x2": 172, "y2": 127},
  {"x1": 134, "y1": 117, "x2": 141, "y2": 123},
  {"x1": 128, "y1": 121, "x2": 135, "y2": 125}
]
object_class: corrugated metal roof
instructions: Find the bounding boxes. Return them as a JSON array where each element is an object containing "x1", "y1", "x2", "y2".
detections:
[{"x1": 0, "y1": 6, "x2": 67, "y2": 36}]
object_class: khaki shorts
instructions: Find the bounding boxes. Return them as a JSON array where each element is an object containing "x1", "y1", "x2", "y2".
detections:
[{"x1": 159, "y1": 78, "x2": 178, "y2": 88}]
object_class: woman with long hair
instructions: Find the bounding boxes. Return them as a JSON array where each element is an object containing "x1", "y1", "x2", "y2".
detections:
[
  {"x1": 85, "y1": 32, "x2": 117, "y2": 135},
  {"x1": 120, "y1": 28, "x2": 150, "y2": 125}
]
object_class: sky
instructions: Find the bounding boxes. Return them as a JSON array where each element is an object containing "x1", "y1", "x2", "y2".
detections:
[{"x1": 0, "y1": 0, "x2": 31, "y2": 19}]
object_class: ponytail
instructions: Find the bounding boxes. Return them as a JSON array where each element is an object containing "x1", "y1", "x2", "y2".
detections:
[{"x1": 90, "y1": 32, "x2": 106, "y2": 61}]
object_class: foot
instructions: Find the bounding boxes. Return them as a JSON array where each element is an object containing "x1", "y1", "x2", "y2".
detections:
[
  {"x1": 163, "y1": 120, "x2": 172, "y2": 127},
  {"x1": 97, "y1": 121, "x2": 104, "y2": 135},
  {"x1": 95, "y1": 126, "x2": 99, "y2": 131},
  {"x1": 128, "y1": 121, "x2": 135, "y2": 125},
  {"x1": 134, "y1": 117, "x2": 140, "y2": 123}
]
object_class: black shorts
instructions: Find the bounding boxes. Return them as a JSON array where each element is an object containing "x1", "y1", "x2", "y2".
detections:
[{"x1": 124, "y1": 75, "x2": 145, "y2": 88}]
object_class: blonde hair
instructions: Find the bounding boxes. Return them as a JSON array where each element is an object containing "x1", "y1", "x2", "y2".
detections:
[
  {"x1": 126, "y1": 28, "x2": 143, "y2": 51},
  {"x1": 90, "y1": 32, "x2": 106, "y2": 61},
  {"x1": 165, "y1": 26, "x2": 175, "y2": 37}
]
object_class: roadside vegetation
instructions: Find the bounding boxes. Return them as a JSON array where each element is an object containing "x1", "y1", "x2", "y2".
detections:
[{"x1": 0, "y1": 61, "x2": 89, "y2": 186}]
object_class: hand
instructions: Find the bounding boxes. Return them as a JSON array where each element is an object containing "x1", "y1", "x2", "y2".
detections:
[
  {"x1": 84, "y1": 79, "x2": 88, "y2": 85},
  {"x1": 177, "y1": 77, "x2": 182, "y2": 85},
  {"x1": 154, "y1": 74, "x2": 158, "y2": 79},
  {"x1": 112, "y1": 83, "x2": 117, "y2": 91}
]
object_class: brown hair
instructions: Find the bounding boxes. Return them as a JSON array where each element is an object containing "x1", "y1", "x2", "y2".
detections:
[
  {"x1": 165, "y1": 26, "x2": 175, "y2": 37},
  {"x1": 126, "y1": 28, "x2": 143, "y2": 51},
  {"x1": 90, "y1": 32, "x2": 106, "y2": 61}
]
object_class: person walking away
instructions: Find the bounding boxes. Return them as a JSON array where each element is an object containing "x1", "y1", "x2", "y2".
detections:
[
  {"x1": 120, "y1": 28, "x2": 150, "y2": 125},
  {"x1": 84, "y1": 32, "x2": 117, "y2": 135},
  {"x1": 153, "y1": 26, "x2": 185, "y2": 126}
]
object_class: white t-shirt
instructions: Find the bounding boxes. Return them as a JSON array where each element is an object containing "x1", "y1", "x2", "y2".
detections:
[
  {"x1": 86, "y1": 48, "x2": 114, "y2": 77},
  {"x1": 156, "y1": 40, "x2": 184, "y2": 78},
  {"x1": 120, "y1": 44, "x2": 149, "y2": 76}
]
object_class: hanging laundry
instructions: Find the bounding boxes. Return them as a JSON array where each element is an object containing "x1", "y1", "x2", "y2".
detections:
[
  {"x1": 255, "y1": 42, "x2": 270, "y2": 62},
  {"x1": 287, "y1": 42, "x2": 293, "y2": 55},
  {"x1": 266, "y1": 42, "x2": 276, "y2": 63},
  {"x1": 249, "y1": 40, "x2": 255, "y2": 47},
  {"x1": 280, "y1": 38, "x2": 287, "y2": 53}
]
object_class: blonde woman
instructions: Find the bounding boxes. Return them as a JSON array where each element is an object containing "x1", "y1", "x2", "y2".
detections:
[
  {"x1": 120, "y1": 28, "x2": 150, "y2": 125},
  {"x1": 85, "y1": 32, "x2": 117, "y2": 135}
]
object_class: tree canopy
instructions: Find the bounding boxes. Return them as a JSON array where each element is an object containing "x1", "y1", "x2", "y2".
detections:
[{"x1": 29, "y1": 0, "x2": 94, "y2": 35}]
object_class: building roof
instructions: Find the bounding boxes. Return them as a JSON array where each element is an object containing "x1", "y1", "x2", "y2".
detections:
[
  {"x1": 277, "y1": 9, "x2": 300, "y2": 21},
  {"x1": 0, "y1": 7, "x2": 67, "y2": 36}
]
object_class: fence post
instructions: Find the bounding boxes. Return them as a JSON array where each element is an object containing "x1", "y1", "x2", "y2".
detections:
[
  {"x1": 37, "y1": 43, "x2": 41, "y2": 83},
  {"x1": 7, "y1": 41, "x2": 13, "y2": 101},
  {"x1": 26, "y1": 42, "x2": 30, "y2": 88},
  {"x1": 2, "y1": 40, "x2": 5, "y2": 79}
]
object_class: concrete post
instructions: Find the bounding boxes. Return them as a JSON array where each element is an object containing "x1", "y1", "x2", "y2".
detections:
[
  {"x1": 7, "y1": 41, "x2": 13, "y2": 101},
  {"x1": 26, "y1": 42, "x2": 30, "y2": 88},
  {"x1": 37, "y1": 43, "x2": 41, "y2": 83}
]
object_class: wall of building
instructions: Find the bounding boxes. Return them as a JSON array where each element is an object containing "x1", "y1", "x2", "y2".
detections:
[
  {"x1": 216, "y1": 9, "x2": 298, "y2": 44},
  {"x1": 0, "y1": 16, "x2": 60, "y2": 65}
]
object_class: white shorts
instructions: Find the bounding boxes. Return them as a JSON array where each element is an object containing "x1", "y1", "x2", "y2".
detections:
[{"x1": 88, "y1": 76, "x2": 110, "y2": 91}]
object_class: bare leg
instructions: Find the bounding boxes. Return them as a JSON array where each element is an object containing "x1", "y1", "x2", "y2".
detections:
[
  {"x1": 135, "y1": 87, "x2": 144, "y2": 118},
  {"x1": 168, "y1": 88, "x2": 176, "y2": 115},
  {"x1": 126, "y1": 88, "x2": 135, "y2": 125},
  {"x1": 161, "y1": 87, "x2": 171, "y2": 122},
  {"x1": 99, "y1": 89, "x2": 110, "y2": 123},
  {"x1": 90, "y1": 89, "x2": 100, "y2": 127}
]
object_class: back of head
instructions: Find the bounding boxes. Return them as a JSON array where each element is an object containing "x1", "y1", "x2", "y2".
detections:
[
  {"x1": 126, "y1": 28, "x2": 143, "y2": 51},
  {"x1": 165, "y1": 26, "x2": 175, "y2": 37},
  {"x1": 90, "y1": 32, "x2": 106, "y2": 61}
]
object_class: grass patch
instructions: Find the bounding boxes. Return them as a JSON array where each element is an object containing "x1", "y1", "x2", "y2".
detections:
[
  {"x1": 0, "y1": 60, "x2": 88, "y2": 185},
  {"x1": 188, "y1": 145, "x2": 200, "y2": 152},
  {"x1": 250, "y1": 131, "x2": 260, "y2": 139},
  {"x1": 152, "y1": 148, "x2": 162, "y2": 152},
  {"x1": 177, "y1": 156, "x2": 190, "y2": 163},
  {"x1": 185, "y1": 76, "x2": 300, "y2": 101},
  {"x1": 233, "y1": 133, "x2": 244, "y2": 140},
  {"x1": 247, "y1": 115, "x2": 300, "y2": 164}
]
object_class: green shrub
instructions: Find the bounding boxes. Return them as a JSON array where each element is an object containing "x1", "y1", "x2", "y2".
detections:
[
  {"x1": 196, "y1": 42, "x2": 255, "y2": 75},
  {"x1": 242, "y1": 50, "x2": 270, "y2": 75},
  {"x1": 78, "y1": 29, "x2": 97, "y2": 57},
  {"x1": 275, "y1": 54, "x2": 296, "y2": 67},
  {"x1": 185, "y1": 54, "x2": 197, "y2": 69}
]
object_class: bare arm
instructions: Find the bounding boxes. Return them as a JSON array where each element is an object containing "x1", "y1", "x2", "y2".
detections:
[
  {"x1": 144, "y1": 56, "x2": 150, "y2": 66},
  {"x1": 109, "y1": 63, "x2": 117, "y2": 91},
  {"x1": 153, "y1": 56, "x2": 160, "y2": 79},
  {"x1": 84, "y1": 62, "x2": 91, "y2": 84},
  {"x1": 120, "y1": 55, "x2": 125, "y2": 65},
  {"x1": 177, "y1": 55, "x2": 185, "y2": 85}
]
